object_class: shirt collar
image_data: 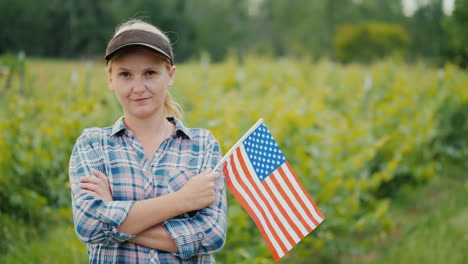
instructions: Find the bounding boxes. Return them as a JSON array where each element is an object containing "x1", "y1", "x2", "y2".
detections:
[
  {"x1": 168, "y1": 117, "x2": 193, "y2": 140},
  {"x1": 109, "y1": 116, "x2": 193, "y2": 140},
  {"x1": 110, "y1": 116, "x2": 127, "y2": 136}
]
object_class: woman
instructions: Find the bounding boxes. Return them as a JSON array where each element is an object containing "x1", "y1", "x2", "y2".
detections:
[{"x1": 69, "y1": 19, "x2": 227, "y2": 263}]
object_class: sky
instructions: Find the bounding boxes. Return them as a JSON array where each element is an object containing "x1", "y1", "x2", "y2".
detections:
[{"x1": 402, "y1": 0, "x2": 455, "y2": 16}]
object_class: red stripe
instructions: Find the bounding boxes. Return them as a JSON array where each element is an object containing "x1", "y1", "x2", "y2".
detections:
[
  {"x1": 224, "y1": 170, "x2": 280, "y2": 260},
  {"x1": 232, "y1": 148, "x2": 288, "y2": 257},
  {"x1": 284, "y1": 162, "x2": 325, "y2": 221},
  {"x1": 235, "y1": 148, "x2": 297, "y2": 249},
  {"x1": 253, "y1": 167, "x2": 306, "y2": 241},
  {"x1": 268, "y1": 166, "x2": 314, "y2": 233},
  {"x1": 225, "y1": 149, "x2": 286, "y2": 258},
  {"x1": 224, "y1": 163, "x2": 280, "y2": 260},
  {"x1": 277, "y1": 165, "x2": 319, "y2": 227}
]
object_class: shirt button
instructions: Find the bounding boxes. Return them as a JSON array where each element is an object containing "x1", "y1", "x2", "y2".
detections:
[
  {"x1": 144, "y1": 171, "x2": 151, "y2": 177},
  {"x1": 197, "y1": 233, "x2": 204, "y2": 239},
  {"x1": 95, "y1": 211, "x2": 101, "y2": 217}
]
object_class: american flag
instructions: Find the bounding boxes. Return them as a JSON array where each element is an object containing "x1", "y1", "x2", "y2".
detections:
[{"x1": 216, "y1": 119, "x2": 325, "y2": 261}]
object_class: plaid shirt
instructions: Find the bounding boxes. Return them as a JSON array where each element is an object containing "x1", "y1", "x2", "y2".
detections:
[{"x1": 69, "y1": 117, "x2": 227, "y2": 263}]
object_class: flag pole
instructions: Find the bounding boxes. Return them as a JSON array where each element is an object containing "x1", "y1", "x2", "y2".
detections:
[{"x1": 213, "y1": 118, "x2": 263, "y2": 171}]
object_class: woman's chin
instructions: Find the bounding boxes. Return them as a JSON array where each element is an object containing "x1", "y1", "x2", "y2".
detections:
[{"x1": 127, "y1": 108, "x2": 160, "y2": 119}]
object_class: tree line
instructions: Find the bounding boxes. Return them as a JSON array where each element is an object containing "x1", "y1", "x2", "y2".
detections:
[{"x1": 1, "y1": 0, "x2": 467, "y2": 66}]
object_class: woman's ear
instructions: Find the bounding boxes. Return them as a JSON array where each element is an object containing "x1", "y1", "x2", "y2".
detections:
[
  {"x1": 168, "y1": 66, "x2": 176, "y2": 86},
  {"x1": 107, "y1": 67, "x2": 114, "y2": 90}
]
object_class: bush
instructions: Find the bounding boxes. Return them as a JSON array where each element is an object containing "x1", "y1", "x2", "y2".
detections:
[{"x1": 335, "y1": 22, "x2": 410, "y2": 63}]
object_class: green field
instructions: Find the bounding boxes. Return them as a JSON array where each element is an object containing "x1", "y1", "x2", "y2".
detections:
[
  {"x1": 0, "y1": 56, "x2": 467, "y2": 263},
  {"x1": 1, "y1": 161, "x2": 466, "y2": 264}
]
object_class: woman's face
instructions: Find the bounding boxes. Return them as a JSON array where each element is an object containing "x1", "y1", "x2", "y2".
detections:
[{"x1": 107, "y1": 48, "x2": 176, "y2": 120}]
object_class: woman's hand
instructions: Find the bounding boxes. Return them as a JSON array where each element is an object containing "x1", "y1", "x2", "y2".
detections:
[
  {"x1": 79, "y1": 169, "x2": 113, "y2": 201},
  {"x1": 178, "y1": 168, "x2": 220, "y2": 212}
]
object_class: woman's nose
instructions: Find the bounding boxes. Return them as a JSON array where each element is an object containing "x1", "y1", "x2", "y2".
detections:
[{"x1": 133, "y1": 76, "x2": 146, "y2": 93}]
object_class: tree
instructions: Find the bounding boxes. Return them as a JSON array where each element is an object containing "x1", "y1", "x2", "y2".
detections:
[
  {"x1": 443, "y1": 0, "x2": 468, "y2": 67},
  {"x1": 402, "y1": 0, "x2": 445, "y2": 62}
]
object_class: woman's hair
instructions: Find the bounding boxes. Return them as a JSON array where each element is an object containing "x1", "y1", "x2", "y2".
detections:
[{"x1": 108, "y1": 19, "x2": 183, "y2": 119}]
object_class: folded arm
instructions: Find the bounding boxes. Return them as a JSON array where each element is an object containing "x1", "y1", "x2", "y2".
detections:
[
  {"x1": 70, "y1": 131, "x2": 223, "y2": 250},
  {"x1": 162, "y1": 132, "x2": 227, "y2": 259}
]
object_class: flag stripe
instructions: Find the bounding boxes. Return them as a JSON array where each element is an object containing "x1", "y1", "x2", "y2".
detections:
[
  {"x1": 229, "y1": 152, "x2": 291, "y2": 255},
  {"x1": 232, "y1": 148, "x2": 291, "y2": 253},
  {"x1": 224, "y1": 158, "x2": 282, "y2": 260},
  {"x1": 275, "y1": 166, "x2": 318, "y2": 229},
  {"x1": 262, "y1": 170, "x2": 310, "y2": 237},
  {"x1": 283, "y1": 162, "x2": 325, "y2": 222},
  {"x1": 236, "y1": 147, "x2": 300, "y2": 246},
  {"x1": 228, "y1": 157, "x2": 285, "y2": 255},
  {"x1": 268, "y1": 169, "x2": 315, "y2": 233},
  {"x1": 258, "y1": 175, "x2": 305, "y2": 242}
]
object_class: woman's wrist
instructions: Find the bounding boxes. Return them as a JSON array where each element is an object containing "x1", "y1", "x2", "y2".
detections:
[{"x1": 173, "y1": 188, "x2": 193, "y2": 213}]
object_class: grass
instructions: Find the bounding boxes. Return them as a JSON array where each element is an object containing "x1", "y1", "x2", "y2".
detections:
[
  {"x1": 1, "y1": 160, "x2": 465, "y2": 264},
  {"x1": 343, "y1": 159, "x2": 468, "y2": 264},
  {"x1": 0, "y1": 222, "x2": 87, "y2": 264}
]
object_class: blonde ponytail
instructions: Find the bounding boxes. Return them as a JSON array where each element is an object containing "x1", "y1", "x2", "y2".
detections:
[{"x1": 164, "y1": 91, "x2": 183, "y2": 119}]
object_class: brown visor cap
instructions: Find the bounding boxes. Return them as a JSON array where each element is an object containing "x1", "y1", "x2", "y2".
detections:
[{"x1": 105, "y1": 29, "x2": 174, "y2": 65}]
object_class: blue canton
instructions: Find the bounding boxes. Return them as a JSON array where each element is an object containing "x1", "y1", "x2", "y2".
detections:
[{"x1": 242, "y1": 124, "x2": 286, "y2": 181}]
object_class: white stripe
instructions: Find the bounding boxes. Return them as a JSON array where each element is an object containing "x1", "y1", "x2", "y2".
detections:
[
  {"x1": 272, "y1": 169, "x2": 317, "y2": 231},
  {"x1": 226, "y1": 155, "x2": 284, "y2": 257},
  {"x1": 281, "y1": 164, "x2": 324, "y2": 223},
  {"x1": 238, "y1": 146, "x2": 301, "y2": 244},
  {"x1": 263, "y1": 173, "x2": 312, "y2": 235},
  {"x1": 232, "y1": 148, "x2": 293, "y2": 251}
]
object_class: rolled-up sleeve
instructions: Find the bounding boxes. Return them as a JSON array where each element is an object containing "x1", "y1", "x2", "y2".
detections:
[
  {"x1": 163, "y1": 132, "x2": 227, "y2": 259},
  {"x1": 69, "y1": 130, "x2": 135, "y2": 245}
]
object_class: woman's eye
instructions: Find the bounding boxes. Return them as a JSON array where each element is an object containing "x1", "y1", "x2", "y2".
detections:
[
  {"x1": 146, "y1": 71, "x2": 157, "y2": 76},
  {"x1": 119, "y1": 72, "x2": 131, "y2": 78}
]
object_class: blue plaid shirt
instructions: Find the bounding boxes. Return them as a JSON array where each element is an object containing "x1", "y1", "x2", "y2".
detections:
[{"x1": 69, "y1": 117, "x2": 227, "y2": 263}]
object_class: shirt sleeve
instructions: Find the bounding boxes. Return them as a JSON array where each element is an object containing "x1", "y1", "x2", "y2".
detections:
[
  {"x1": 162, "y1": 131, "x2": 227, "y2": 259},
  {"x1": 69, "y1": 130, "x2": 135, "y2": 245}
]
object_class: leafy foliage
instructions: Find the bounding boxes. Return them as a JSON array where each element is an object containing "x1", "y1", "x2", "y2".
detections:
[{"x1": 335, "y1": 22, "x2": 410, "y2": 63}]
